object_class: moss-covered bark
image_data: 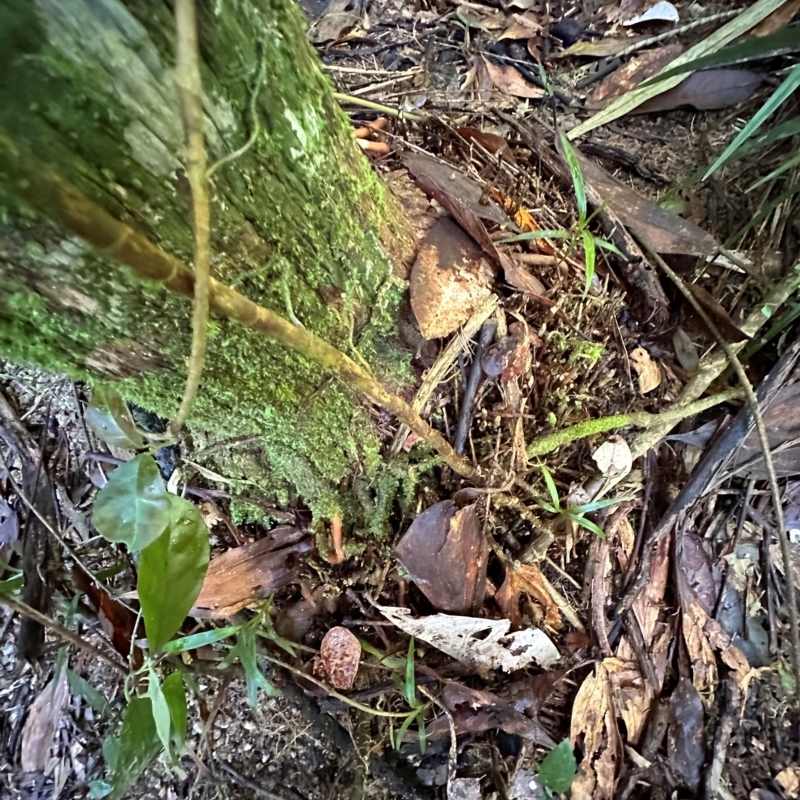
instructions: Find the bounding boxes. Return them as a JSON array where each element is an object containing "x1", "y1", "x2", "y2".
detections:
[{"x1": 0, "y1": 0, "x2": 414, "y2": 520}]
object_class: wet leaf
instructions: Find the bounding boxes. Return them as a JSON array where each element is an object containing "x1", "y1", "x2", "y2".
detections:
[
  {"x1": 394, "y1": 501, "x2": 488, "y2": 614},
  {"x1": 20, "y1": 663, "x2": 69, "y2": 771},
  {"x1": 85, "y1": 385, "x2": 145, "y2": 449},
  {"x1": 377, "y1": 605, "x2": 560, "y2": 672},
  {"x1": 162, "y1": 671, "x2": 187, "y2": 751},
  {"x1": 483, "y1": 57, "x2": 545, "y2": 98},
  {"x1": 313, "y1": 626, "x2": 361, "y2": 690},
  {"x1": 539, "y1": 739, "x2": 577, "y2": 793},
  {"x1": 630, "y1": 347, "x2": 662, "y2": 393},
  {"x1": 592, "y1": 436, "x2": 633, "y2": 480},
  {"x1": 667, "y1": 678, "x2": 704, "y2": 792},
  {"x1": 410, "y1": 217, "x2": 495, "y2": 340},
  {"x1": 192, "y1": 526, "x2": 313, "y2": 619},
  {"x1": 93, "y1": 454, "x2": 171, "y2": 551},
  {"x1": 683, "y1": 282, "x2": 749, "y2": 343},
  {"x1": 496, "y1": 561, "x2": 562, "y2": 630},
  {"x1": 457, "y1": 126, "x2": 517, "y2": 165},
  {"x1": 138, "y1": 494, "x2": 209, "y2": 653},
  {"x1": 481, "y1": 322, "x2": 534, "y2": 382}
]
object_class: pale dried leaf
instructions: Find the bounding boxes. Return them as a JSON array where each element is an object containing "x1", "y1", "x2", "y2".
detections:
[
  {"x1": 775, "y1": 766, "x2": 800, "y2": 798},
  {"x1": 377, "y1": 605, "x2": 560, "y2": 671},
  {"x1": 592, "y1": 435, "x2": 633, "y2": 480},
  {"x1": 314, "y1": 626, "x2": 361, "y2": 689},
  {"x1": 623, "y1": 0, "x2": 679, "y2": 26},
  {"x1": 21, "y1": 666, "x2": 69, "y2": 772},
  {"x1": 483, "y1": 58, "x2": 545, "y2": 98},
  {"x1": 630, "y1": 347, "x2": 662, "y2": 393},
  {"x1": 751, "y1": 0, "x2": 800, "y2": 36}
]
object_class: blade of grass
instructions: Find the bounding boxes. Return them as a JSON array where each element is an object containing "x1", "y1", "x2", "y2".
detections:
[
  {"x1": 569, "y1": 514, "x2": 606, "y2": 540},
  {"x1": 582, "y1": 229, "x2": 596, "y2": 296},
  {"x1": 499, "y1": 229, "x2": 570, "y2": 244},
  {"x1": 559, "y1": 133, "x2": 587, "y2": 222},
  {"x1": 403, "y1": 637, "x2": 416, "y2": 706},
  {"x1": 539, "y1": 464, "x2": 561, "y2": 510},
  {"x1": 746, "y1": 150, "x2": 800, "y2": 192}
]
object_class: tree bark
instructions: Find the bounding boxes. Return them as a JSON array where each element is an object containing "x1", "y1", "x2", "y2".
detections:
[{"x1": 0, "y1": 0, "x2": 414, "y2": 522}]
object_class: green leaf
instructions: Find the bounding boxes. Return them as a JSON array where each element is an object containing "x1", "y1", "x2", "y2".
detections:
[
  {"x1": 88, "y1": 781, "x2": 112, "y2": 799},
  {"x1": 394, "y1": 710, "x2": 416, "y2": 750},
  {"x1": 705, "y1": 64, "x2": 800, "y2": 179},
  {"x1": 85, "y1": 386, "x2": 145, "y2": 450},
  {"x1": 93, "y1": 454, "x2": 171, "y2": 551},
  {"x1": 102, "y1": 735, "x2": 120, "y2": 772},
  {"x1": 138, "y1": 494, "x2": 210, "y2": 653},
  {"x1": 572, "y1": 495, "x2": 634, "y2": 514},
  {"x1": 594, "y1": 237, "x2": 624, "y2": 257},
  {"x1": 746, "y1": 150, "x2": 800, "y2": 192},
  {"x1": 403, "y1": 638, "x2": 416, "y2": 706},
  {"x1": 233, "y1": 625, "x2": 280, "y2": 708},
  {"x1": 539, "y1": 464, "x2": 561, "y2": 511},
  {"x1": 0, "y1": 573, "x2": 23, "y2": 595},
  {"x1": 416, "y1": 707, "x2": 427, "y2": 754},
  {"x1": 162, "y1": 671, "x2": 188, "y2": 751},
  {"x1": 147, "y1": 668, "x2": 172, "y2": 757},
  {"x1": 162, "y1": 625, "x2": 242, "y2": 653},
  {"x1": 582, "y1": 229, "x2": 596, "y2": 296},
  {"x1": 357, "y1": 638, "x2": 407, "y2": 669},
  {"x1": 568, "y1": 513, "x2": 607, "y2": 540},
  {"x1": 498, "y1": 229, "x2": 570, "y2": 245},
  {"x1": 559, "y1": 133, "x2": 586, "y2": 222},
  {"x1": 67, "y1": 669, "x2": 108, "y2": 714},
  {"x1": 539, "y1": 739, "x2": 577, "y2": 793},
  {"x1": 103, "y1": 696, "x2": 162, "y2": 800}
]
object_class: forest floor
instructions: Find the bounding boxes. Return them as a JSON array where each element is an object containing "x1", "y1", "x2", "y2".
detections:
[{"x1": 2, "y1": 0, "x2": 800, "y2": 799}]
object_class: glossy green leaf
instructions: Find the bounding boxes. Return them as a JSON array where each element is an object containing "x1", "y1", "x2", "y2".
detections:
[
  {"x1": 93, "y1": 454, "x2": 171, "y2": 551},
  {"x1": 594, "y1": 237, "x2": 624, "y2": 257},
  {"x1": 67, "y1": 669, "x2": 108, "y2": 714},
  {"x1": 569, "y1": 513, "x2": 607, "y2": 541},
  {"x1": 539, "y1": 739, "x2": 577, "y2": 793},
  {"x1": 85, "y1": 386, "x2": 145, "y2": 449},
  {"x1": 103, "y1": 696, "x2": 162, "y2": 800},
  {"x1": 138, "y1": 494, "x2": 209, "y2": 653},
  {"x1": 0, "y1": 573, "x2": 23, "y2": 595},
  {"x1": 162, "y1": 625, "x2": 242, "y2": 653},
  {"x1": 539, "y1": 464, "x2": 561, "y2": 510},
  {"x1": 162, "y1": 672, "x2": 187, "y2": 751},
  {"x1": 705, "y1": 64, "x2": 800, "y2": 179},
  {"x1": 233, "y1": 625, "x2": 280, "y2": 708},
  {"x1": 147, "y1": 668, "x2": 172, "y2": 756},
  {"x1": 582, "y1": 229, "x2": 596, "y2": 296},
  {"x1": 560, "y1": 132, "x2": 586, "y2": 222}
]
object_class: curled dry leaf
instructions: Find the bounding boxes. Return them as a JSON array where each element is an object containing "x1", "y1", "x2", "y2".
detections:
[
  {"x1": 394, "y1": 500, "x2": 488, "y2": 614},
  {"x1": 410, "y1": 218, "x2": 495, "y2": 340},
  {"x1": 21, "y1": 664, "x2": 69, "y2": 771},
  {"x1": 377, "y1": 605, "x2": 560, "y2": 671},
  {"x1": 481, "y1": 322, "x2": 534, "y2": 382},
  {"x1": 592, "y1": 435, "x2": 633, "y2": 481},
  {"x1": 313, "y1": 626, "x2": 361, "y2": 690},
  {"x1": 496, "y1": 561, "x2": 562, "y2": 630},
  {"x1": 629, "y1": 347, "x2": 662, "y2": 393},
  {"x1": 482, "y1": 57, "x2": 545, "y2": 99}
]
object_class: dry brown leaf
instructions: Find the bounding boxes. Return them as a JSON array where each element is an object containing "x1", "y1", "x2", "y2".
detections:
[
  {"x1": 481, "y1": 322, "x2": 534, "y2": 383},
  {"x1": 483, "y1": 57, "x2": 545, "y2": 98},
  {"x1": 313, "y1": 626, "x2": 361, "y2": 689},
  {"x1": 500, "y1": 15, "x2": 543, "y2": 40},
  {"x1": 308, "y1": 0, "x2": 361, "y2": 43},
  {"x1": 496, "y1": 561, "x2": 562, "y2": 630},
  {"x1": 457, "y1": 126, "x2": 517, "y2": 165},
  {"x1": 604, "y1": 657, "x2": 654, "y2": 745},
  {"x1": 377, "y1": 605, "x2": 560, "y2": 671},
  {"x1": 775, "y1": 766, "x2": 800, "y2": 798},
  {"x1": 561, "y1": 36, "x2": 648, "y2": 57},
  {"x1": 751, "y1": 0, "x2": 800, "y2": 36},
  {"x1": 592, "y1": 435, "x2": 633, "y2": 480},
  {"x1": 637, "y1": 69, "x2": 763, "y2": 113},
  {"x1": 409, "y1": 217, "x2": 495, "y2": 340},
  {"x1": 629, "y1": 347, "x2": 662, "y2": 393},
  {"x1": 21, "y1": 665, "x2": 69, "y2": 772},
  {"x1": 683, "y1": 282, "x2": 749, "y2": 344}
]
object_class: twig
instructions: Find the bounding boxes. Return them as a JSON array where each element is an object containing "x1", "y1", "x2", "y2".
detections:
[
  {"x1": 0, "y1": 131, "x2": 481, "y2": 482},
  {"x1": 645, "y1": 246, "x2": 800, "y2": 703},
  {"x1": 333, "y1": 92, "x2": 427, "y2": 121},
  {"x1": 0, "y1": 595, "x2": 127, "y2": 675},
  {"x1": 525, "y1": 388, "x2": 743, "y2": 458},
  {"x1": 171, "y1": 0, "x2": 211, "y2": 436},
  {"x1": 455, "y1": 321, "x2": 496, "y2": 455}
]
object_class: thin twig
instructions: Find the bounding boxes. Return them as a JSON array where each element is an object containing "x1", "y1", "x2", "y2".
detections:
[
  {"x1": 645, "y1": 246, "x2": 800, "y2": 703},
  {"x1": 333, "y1": 92, "x2": 427, "y2": 121},
  {"x1": 0, "y1": 595, "x2": 127, "y2": 675},
  {"x1": 171, "y1": 0, "x2": 211, "y2": 435}
]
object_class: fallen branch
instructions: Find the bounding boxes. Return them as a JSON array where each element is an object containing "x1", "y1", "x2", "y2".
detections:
[
  {"x1": 0, "y1": 129, "x2": 479, "y2": 482},
  {"x1": 171, "y1": 0, "x2": 211, "y2": 436},
  {"x1": 525, "y1": 388, "x2": 743, "y2": 458}
]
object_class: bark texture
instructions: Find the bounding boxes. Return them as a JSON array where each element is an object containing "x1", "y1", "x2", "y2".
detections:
[{"x1": 0, "y1": 0, "x2": 414, "y2": 521}]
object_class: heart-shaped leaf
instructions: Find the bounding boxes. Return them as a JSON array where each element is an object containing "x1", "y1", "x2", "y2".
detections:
[
  {"x1": 93, "y1": 454, "x2": 171, "y2": 551},
  {"x1": 85, "y1": 386, "x2": 145, "y2": 449},
  {"x1": 138, "y1": 494, "x2": 209, "y2": 653}
]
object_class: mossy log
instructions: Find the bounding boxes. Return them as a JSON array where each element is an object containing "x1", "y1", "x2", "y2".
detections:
[{"x1": 0, "y1": 0, "x2": 415, "y2": 519}]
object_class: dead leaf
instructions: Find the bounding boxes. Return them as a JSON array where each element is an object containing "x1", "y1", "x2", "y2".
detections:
[
  {"x1": 592, "y1": 435, "x2": 633, "y2": 480},
  {"x1": 775, "y1": 766, "x2": 800, "y2": 798},
  {"x1": 481, "y1": 322, "x2": 534, "y2": 382},
  {"x1": 496, "y1": 561, "x2": 562, "y2": 630},
  {"x1": 751, "y1": 0, "x2": 800, "y2": 36},
  {"x1": 448, "y1": 778, "x2": 482, "y2": 800},
  {"x1": 683, "y1": 282, "x2": 749, "y2": 344},
  {"x1": 561, "y1": 36, "x2": 648, "y2": 57},
  {"x1": 193, "y1": 527, "x2": 314, "y2": 618},
  {"x1": 457, "y1": 126, "x2": 517, "y2": 165},
  {"x1": 394, "y1": 501, "x2": 488, "y2": 613},
  {"x1": 587, "y1": 43, "x2": 684, "y2": 110},
  {"x1": 21, "y1": 665, "x2": 69, "y2": 771},
  {"x1": 576, "y1": 153, "x2": 719, "y2": 256},
  {"x1": 308, "y1": 0, "x2": 362, "y2": 43},
  {"x1": 410, "y1": 217, "x2": 495, "y2": 340},
  {"x1": 500, "y1": 14, "x2": 543, "y2": 40},
  {"x1": 313, "y1": 626, "x2": 360, "y2": 689},
  {"x1": 630, "y1": 347, "x2": 662, "y2": 393},
  {"x1": 636, "y1": 69, "x2": 763, "y2": 113},
  {"x1": 673, "y1": 327, "x2": 699, "y2": 371},
  {"x1": 667, "y1": 677, "x2": 705, "y2": 792},
  {"x1": 483, "y1": 57, "x2": 545, "y2": 98},
  {"x1": 377, "y1": 605, "x2": 560, "y2": 671},
  {"x1": 623, "y1": 0, "x2": 679, "y2": 26},
  {"x1": 570, "y1": 661, "x2": 622, "y2": 800},
  {"x1": 428, "y1": 682, "x2": 556, "y2": 747}
]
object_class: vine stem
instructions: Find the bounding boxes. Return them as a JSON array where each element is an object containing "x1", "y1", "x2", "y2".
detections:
[
  {"x1": 171, "y1": 0, "x2": 211, "y2": 436},
  {"x1": 645, "y1": 245, "x2": 800, "y2": 703}
]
